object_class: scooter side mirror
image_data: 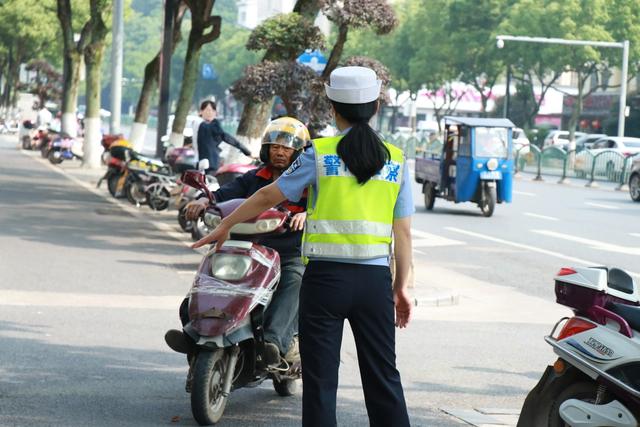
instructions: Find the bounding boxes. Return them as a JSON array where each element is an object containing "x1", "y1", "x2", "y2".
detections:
[
  {"x1": 181, "y1": 170, "x2": 214, "y2": 203},
  {"x1": 198, "y1": 159, "x2": 209, "y2": 171}
]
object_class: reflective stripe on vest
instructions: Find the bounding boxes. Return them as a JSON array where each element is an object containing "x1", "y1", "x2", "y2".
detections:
[
  {"x1": 302, "y1": 136, "x2": 404, "y2": 260},
  {"x1": 304, "y1": 242, "x2": 391, "y2": 259},
  {"x1": 306, "y1": 219, "x2": 392, "y2": 237}
]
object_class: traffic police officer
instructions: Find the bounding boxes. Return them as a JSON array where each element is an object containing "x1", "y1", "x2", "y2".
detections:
[{"x1": 192, "y1": 66, "x2": 414, "y2": 427}]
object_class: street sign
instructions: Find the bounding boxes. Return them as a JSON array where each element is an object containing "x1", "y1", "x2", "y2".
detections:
[
  {"x1": 202, "y1": 63, "x2": 217, "y2": 80},
  {"x1": 296, "y1": 49, "x2": 327, "y2": 74}
]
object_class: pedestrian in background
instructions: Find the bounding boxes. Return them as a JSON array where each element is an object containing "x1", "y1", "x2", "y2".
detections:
[
  {"x1": 192, "y1": 66, "x2": 413, "y2": 427},
  {"x1": 196, "y1": 100, "x2": 251, "y2": 174}
]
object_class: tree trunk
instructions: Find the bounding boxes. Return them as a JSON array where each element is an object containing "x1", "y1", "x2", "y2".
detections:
[
  {"x1": 322, "y1": 23, "x2": 348, "y2": 79},
  {"x1": 168, "y1": 1, "x2": 219, "y2": 148},
  {"x1": 170, "y1": 32, "x2": 203, "y2": 146},
  {"x1": 61, "y1": 51, "x2": 81, "y2": 136},
  {"x1": 83, "y1": 42, "x2": 106, "y2": 168},
  {"x1": 568, "y1": 72, "x2": 585, "y2": 143},
  {"x1": 130, "y1": 2, "x2": 186, "y2": 150},
  {"x1": 134, "y1": 55, "x2": 160, "y2": 124}
]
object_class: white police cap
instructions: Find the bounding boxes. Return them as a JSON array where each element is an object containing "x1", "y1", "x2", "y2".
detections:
[{"x1": 324, "y1": 66, "x2": 382, "y2": 104}]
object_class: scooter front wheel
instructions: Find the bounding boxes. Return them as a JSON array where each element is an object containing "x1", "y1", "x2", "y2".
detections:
[
  {"x1": 191, "y1": 349, "x2": 228, "y2": 425},
  {"x1": 273, "y1": 378, "x2": 297, "y2": 397}
]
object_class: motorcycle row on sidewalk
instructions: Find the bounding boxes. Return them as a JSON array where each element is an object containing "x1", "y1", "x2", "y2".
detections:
[{"x1": 15, "y1": 126, "x2": 640, "y2": 426}]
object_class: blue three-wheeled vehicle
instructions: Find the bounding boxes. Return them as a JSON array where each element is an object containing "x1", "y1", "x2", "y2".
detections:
[{"x1": 414, "y1": 117, "x2": 515, "y2": 217}]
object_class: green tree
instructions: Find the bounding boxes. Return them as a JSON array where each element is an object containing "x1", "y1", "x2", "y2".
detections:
[
  {"x1": 233, "y1": 11, "x2": 325, "y2": 145},
  {"x1": 0, "y1": 0, "x2": 60, "y2": 109},
  {"x1": 445, "y1": 0, "x2": 509, "y2": 114},
  {"x1": 167, "y1": 0, "x2": 222, "y2": 147},
  {"x1": 233, "y1": 0, "x2": 324, "y2": 147}
]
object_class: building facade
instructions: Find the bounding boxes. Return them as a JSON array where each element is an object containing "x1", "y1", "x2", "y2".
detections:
[{"x1": 236, "y1": 0, "x2": 297, "y2": 29}]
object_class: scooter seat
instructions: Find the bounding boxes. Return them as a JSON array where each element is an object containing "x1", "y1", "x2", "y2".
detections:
[{"x1": 607, "y1": 302, "x2": 640, "y2": 332}]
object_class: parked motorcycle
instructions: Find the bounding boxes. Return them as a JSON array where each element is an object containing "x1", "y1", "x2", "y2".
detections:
[
  {"x1": 48, "y1": 133, "x2": 81, "y2": 164},
  {"x1": 518, "y1": 266, "x2": 640, "y2": 426},
  {"x1": 169, "y1": 170, "x2": 301, "y2": 426},
  {"x1": 100, "y1": 133, "x2": 124, "y2": 165},
  {"x1": 97, "y1": 139, "x2": 134, "y2": 198},
  {"x1": 19, "y1": 120, "x2": 36, "y2": 149}
]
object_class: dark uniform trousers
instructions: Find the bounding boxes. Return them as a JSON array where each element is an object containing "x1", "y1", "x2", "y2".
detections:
[{"x1": 299, "y1": 261, "x2": 410, "y2": 427}]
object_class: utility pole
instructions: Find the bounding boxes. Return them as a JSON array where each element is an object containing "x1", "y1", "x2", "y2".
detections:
[
  {"x1": 110, "y1": 0, "x2": 124, "y2": 134},
  {"x1": 157, "y1": 0, "x2": 177, "y2": 159}
]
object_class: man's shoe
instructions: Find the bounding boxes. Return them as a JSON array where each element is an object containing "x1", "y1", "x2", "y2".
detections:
[
  {"x1": 264, "y1": 342, "x2": 281, "y2": 366},
  {"x1": 164, "y1": 329, "x2": 194, "y2": 354},
  {"x1": 284, "y1": 336, "x2": 300, "y2": 363}
]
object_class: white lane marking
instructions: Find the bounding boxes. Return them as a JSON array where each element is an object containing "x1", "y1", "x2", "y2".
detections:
[
  {"x1": 630, "y1": 233, "x2": 640, "y2": 238},
  {"x1": 444, "y1": 227, "x2": 640, "y2": 279},
  {"x1": 514, "y1": 190, "x2": 536, "y2": 197},
  {"x1": 412, "y1": 248, "x2": 426, "y2": 255},
  {"x1": 0, "y1": 289, "x2": 183, "y2": 309},
  {"x1": 531, "y1": 229, "x2": 640, "y2": 256},
  {"x1": 177, "y1": 271, "x2": 198, "y2": 275},
  {"x1": 585, "y1": 202, "x2": 620, "y2": 210},
  {"x1": 411, "y1": 228, "x2": 465, "y2": 248},
  {"x1": 524, "y1": 212, "x2": 559, "y2": 221}
]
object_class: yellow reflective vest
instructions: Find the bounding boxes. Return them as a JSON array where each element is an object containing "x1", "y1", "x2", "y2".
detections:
[{"x1": 302, "y1": 135, "x2": 404, "y2": 260}]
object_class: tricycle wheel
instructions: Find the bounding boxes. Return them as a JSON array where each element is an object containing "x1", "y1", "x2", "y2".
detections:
[
  {"x1": 191, "y1": 349, "x2": 228, "y2": 425},
  {"x1": 480, "y1": 182, "x2": 496, "y2": 217},
  {"x1": 423, "y1": 182, "x2": 436, "y2": 211}
]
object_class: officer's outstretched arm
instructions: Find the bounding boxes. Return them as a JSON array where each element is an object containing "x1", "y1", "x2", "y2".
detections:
[
  {"x1": 392, "y1": 216, "x2": 412, "y2": 328},
  {"x1": 191, "y1": 183, "x2": 287, "y2": 250}
]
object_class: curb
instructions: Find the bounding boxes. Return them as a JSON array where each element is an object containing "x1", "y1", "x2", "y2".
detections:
[{"x1": 414, "y1": 293, "x2": 460, "y2": 307}]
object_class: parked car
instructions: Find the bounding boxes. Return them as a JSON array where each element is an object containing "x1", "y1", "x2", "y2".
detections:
[
  {"x1": 542, "y1": 130, "x2": 587, "y2": 148},
  {"x1": 574, "y1": 133, "x2": 607, "y2": 152},
  {"x1": 629, "y1": 155, "x2": 640, "y2": 202},
  {"x1": 512, "y1": 127, "x2": 530, "y2": 155},
  {"x1": 575, "y1": 137, "x2": 640, "y2": 180}
]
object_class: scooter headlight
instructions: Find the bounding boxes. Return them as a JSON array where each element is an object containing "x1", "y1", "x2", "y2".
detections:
[
  {"x1": 487, "y1": 158, "x2": 499, "y2": 171},
  {"x1": 210, "y1": 254, "x2": 252, "y2": 281},
  {"x1": 230, "y1": 218, "x2": 282, "y2": 235},
  {"x1": 203, "y1": 213, "x2": 222, "y2": 228}
]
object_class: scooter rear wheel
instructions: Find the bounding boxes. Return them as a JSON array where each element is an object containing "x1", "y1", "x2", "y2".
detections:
[
  {"x1": 548, "y1": 381, "x2": 599, "y2": 427},
  {"x1": 191, "y1": 349, "x2": 228, "y2": 425}
]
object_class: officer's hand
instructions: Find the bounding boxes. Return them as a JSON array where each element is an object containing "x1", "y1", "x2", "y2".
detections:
[
  {"x1": 393, "y1": 289, "x2": 412, "y2": 328},
  {"x1": 184, "y1": 199, "x2": 208, "y2": 220},
  {"x1": 290, "y1": 212, "x2": 306, "y2": 231},
  {"x1": 191, "y1": 223, "x2": 231, "y2": 251}
]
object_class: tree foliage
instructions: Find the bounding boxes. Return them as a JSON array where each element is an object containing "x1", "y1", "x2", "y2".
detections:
[
  {"x1": 246, "y1": 13, "x2": 325, "y2": 60},
  {"x1": 22, "y1": 60, "x2": 63, "y2": 106}
]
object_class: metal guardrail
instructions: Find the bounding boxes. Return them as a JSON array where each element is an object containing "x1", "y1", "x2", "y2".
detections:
[{"x1": 514, "y1": 145, "x2": 640, "y2": 189}]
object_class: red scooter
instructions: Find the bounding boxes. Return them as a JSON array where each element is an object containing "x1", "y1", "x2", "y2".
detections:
[{"x1": 169, "y1": 170, "x2": 301, "y2": 426}]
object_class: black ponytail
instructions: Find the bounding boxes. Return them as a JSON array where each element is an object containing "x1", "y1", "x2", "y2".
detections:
[{"x1": 332, "y1": 100, "x2": 390, "y2": 184}]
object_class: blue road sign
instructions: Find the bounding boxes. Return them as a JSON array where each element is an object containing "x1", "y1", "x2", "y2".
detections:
[
  {"x1": 202, "y1": 63, "x2": 217, "y2": 80},
  {"x1": 296, "y1": 49, "x2": 327, "y2": 74}
]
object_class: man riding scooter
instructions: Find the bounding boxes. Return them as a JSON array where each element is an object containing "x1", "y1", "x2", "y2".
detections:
[{"x1": 165, "y1": 117, "x2": 309, "y2": 366}]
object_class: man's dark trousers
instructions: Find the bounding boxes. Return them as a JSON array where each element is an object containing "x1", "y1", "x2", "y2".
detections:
[{"x1": 299, "y1": 261, "x2": 410, "y2": 427}]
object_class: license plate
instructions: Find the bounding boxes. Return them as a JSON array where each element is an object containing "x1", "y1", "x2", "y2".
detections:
[{"x1": 480, "y1": 171, "x2": 502, "y2": 180}]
